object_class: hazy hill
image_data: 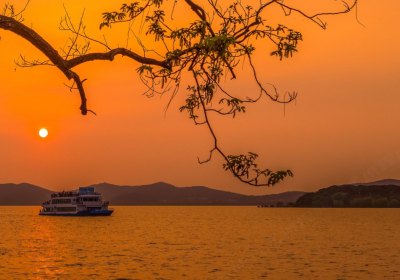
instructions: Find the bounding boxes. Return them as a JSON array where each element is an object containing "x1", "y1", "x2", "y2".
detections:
[
  {"x1": 90, "y1": 182, "x2": 306, "y2": 205},
  {"x1": 0, "y1": 183, "x2": 52, "y2": 206},
  {"x1": 353, "y1": 179, "x2": 400, "y2": 186},
  {"x1": 296, "y1": 179, "x2": 400, "y2": 207},
  {"x1": 0, "y1": 182, "x2": 306, "y2": 206}
]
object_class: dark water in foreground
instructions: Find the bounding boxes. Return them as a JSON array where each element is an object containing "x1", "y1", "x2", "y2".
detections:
[{"x1": 0, "y1": 207, "x2": 399, "y2": 279}]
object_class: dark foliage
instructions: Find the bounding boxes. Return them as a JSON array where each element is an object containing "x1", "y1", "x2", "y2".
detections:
[{"x1": 295, "y1": 184, "x2": 400, "y2": 208}]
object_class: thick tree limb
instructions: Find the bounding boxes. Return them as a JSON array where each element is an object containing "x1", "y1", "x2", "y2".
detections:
[
  {"x1": 0, "y1": 14, "x2": 170, "y2": 115},
  {"x1": 0, "y1": 15, "x2": 73, "y2": 78},
  {"x1": 67, "y1": 48, "x2": 171, "y2": 69},
  {"x1": 0, "y1": 14, "x2": 91, "y2": 114},
  {"x1": 184, "y1": 0, "x2": 206, "y2": 21}
]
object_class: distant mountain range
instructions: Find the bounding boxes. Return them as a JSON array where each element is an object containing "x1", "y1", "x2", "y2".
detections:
[
  {"x1": 0, "y1": 182, "x2": 306, "y2": 206},
  {"x1": 4, "y1": 179, "x2": 399, "y2": 206},
  {"x1": 0, "y1": 183, "x2": 52, "y2": 206}
]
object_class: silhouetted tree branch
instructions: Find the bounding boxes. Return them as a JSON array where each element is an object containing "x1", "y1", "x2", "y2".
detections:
[
  {"x1": 0, "y1": 0, "x2": 360, "y2": 186},
  {"x1": 66, "y1": 49, "x2": 170, "y2": 69},
  {"x1": 0, "y1": 12, "x2": 169, "y2": 115}
]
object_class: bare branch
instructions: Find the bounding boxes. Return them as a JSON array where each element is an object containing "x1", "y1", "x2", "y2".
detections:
[{"x1": 273, "y1": 0, "x2": 358, "y2": 29}]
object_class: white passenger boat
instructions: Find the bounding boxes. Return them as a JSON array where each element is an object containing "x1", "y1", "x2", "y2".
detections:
[{"x1": 39, "y1": 187, "x2": 113, "y2": 216}]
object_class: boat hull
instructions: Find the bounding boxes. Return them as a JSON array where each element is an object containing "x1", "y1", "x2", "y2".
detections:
[{"x1": 39, "y1": 210, "x2": 113, "y2": 216}]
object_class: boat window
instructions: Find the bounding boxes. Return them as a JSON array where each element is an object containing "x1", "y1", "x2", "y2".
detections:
[
  {"x1": 81, "y1": 197, "x2": 99, "y2": 201},
  {"x1": 52, "y1": 199, "x2": 72, "y2": 204},
  {"x1": 57, "y1": 207, "x2": 76, "y2": 212}
]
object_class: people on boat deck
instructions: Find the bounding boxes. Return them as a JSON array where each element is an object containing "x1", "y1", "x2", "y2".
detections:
[
  {"x1": 51, "y1": 190, "x2": 100, "y2": 198},
  {"x1": 51, "y1": 191, "x2": 77, "y2": 197}
]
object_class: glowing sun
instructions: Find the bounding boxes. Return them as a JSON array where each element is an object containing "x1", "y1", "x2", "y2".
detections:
[{"x1": 39, "y1": 128, "x2": 48, "y2": 138}]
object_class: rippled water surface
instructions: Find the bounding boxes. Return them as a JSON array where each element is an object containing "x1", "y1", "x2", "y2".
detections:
[{"x1": 0, "y1": 207, "x2": 399, "y2": 279}]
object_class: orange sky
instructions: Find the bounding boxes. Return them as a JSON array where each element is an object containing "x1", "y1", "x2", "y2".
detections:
[{"x1": 0, "y1": 0, "x2": 399, "y2": 195}]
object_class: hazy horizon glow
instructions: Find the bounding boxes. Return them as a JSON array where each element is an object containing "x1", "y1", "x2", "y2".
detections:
[{"x1": 0, "y1": 0, "x2": 399, "y2": 194}]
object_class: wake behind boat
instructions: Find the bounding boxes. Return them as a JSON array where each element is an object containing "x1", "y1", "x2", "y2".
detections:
[{"x1": 39, "y1": 187, "x2": 113, "y2": 216}]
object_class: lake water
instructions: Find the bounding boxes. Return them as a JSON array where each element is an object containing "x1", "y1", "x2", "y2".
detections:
[{"x1": 0, "y1": 207, "x2": 399, "y2": 279}]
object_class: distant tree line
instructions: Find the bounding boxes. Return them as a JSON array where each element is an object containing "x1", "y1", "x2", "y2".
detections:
[{"x1": 295, "y1": 185, "x2": 400, "y2": 208}]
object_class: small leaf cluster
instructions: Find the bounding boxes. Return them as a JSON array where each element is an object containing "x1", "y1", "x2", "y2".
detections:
[
  {"x1": 219, "y1": 98, "x2": 246, "y2": 118},
  {"x1": 170, "y1": 21, "x2": 208, "y2": 49},
  {"x1": 100, "y1": 1, "x2": 165, "y2": 29},
  {"x1": 269, "y1": 26, "x2": 302, "y2": 60},
  {"x1": 223, "y1": 153, "x2": 259, "y2": 178},
  {"x1": 145, "y1": 10, "x2": 167, "y2": 42},
  {"x1": 179, "y1": 92, "x2": 201, "y2": 120},
  {"x1": 223, "y1": 153, "x2": 293, "y2": 186}
]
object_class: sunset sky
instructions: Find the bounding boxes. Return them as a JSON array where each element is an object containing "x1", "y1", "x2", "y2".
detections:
[{"x1": 0, "y1": 0, "x2": 399, "y2": 195}]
